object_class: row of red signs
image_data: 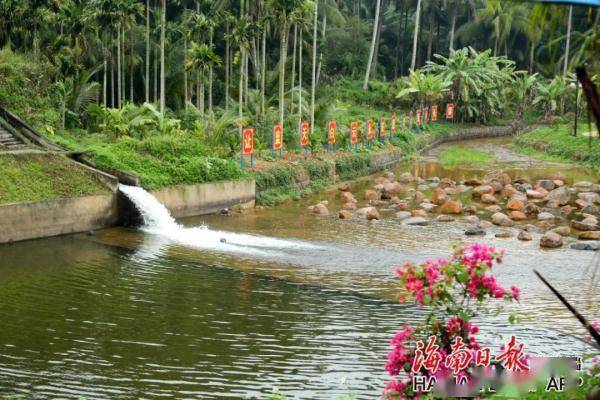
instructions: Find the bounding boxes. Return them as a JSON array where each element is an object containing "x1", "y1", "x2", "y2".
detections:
[{"x1": 242, "y1": 104, "x2": 456, "y2": 155}]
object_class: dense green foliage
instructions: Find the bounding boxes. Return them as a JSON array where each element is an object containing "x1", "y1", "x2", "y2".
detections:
[
  {"x1": 0, "y1": 154, "x2": 109, "y2": 204},
  {"x1": 513, "y1": 123, "x2": 600, "y2": 168}
]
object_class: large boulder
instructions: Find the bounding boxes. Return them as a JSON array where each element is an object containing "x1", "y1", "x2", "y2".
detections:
[
  {"x1": 342, "y1": 191, "x2": 357, "y2": 203},
  {"x1": 383, "y1": 182, "x2": 404, "y2": 196},
  {"x1": 540, "y1": 232, "x2": 563, "y2": 248},
  {"x1": 473, "y1": 185, "x2": 494, "y2": 197},
  {"x1": 536, "y1": 179, "x2": 556, "y2": 191},
  {"x1": 398, "y1": 172, "x2": 415, "y2": 183},
  {"x1": 343, "y1": 202, "x2": 357, "y2": 211},
  {"x1": 431, "y1": 188, "x2": 448, "y2": 205},
  {"x1": 492, "y1": 212, "x2": 514, "y2": 227},
  {"x1": 364, "y1": 190, "x2": 380, "y2": 201},
  {"x1": 579, "y1": 231, "x2": 600, "y2": 240},
  {"x1": 338, "y1": 210, "x2": 352, "y2": 219},
  {"x1": 508, "y1": 211, "x2": 527, "y2": 221},
  {"x1": 312, "y1": 203, "x2": 330, "y2": 216},
  {"x1": 507, "y1": 199, "x2": 525, "y2": 211},
  {"x1": 367, "y1": 207, "x2": 380, "y2": 220},
  {"x1": 436, "y1": 200, "x2": 463, "y2": 214},
  {"x1": 338, "y1": 182, "x2": 352, "y2": 192},
  {"x1": 570, "y1": 218, "x2": 599, "y2": 232},
  {"x1": 546, "y1": 186, "x2": 570, "y2": 206},
  {"x1": 481, "y1": 194, "x2": 498, "y2": 204}
]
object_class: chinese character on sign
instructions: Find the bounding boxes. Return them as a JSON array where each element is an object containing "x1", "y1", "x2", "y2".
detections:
[
  {"x1": 242, "y1": 128, "x2": 254, "y2": 155},
  {"x1": 379, "y1": 116, "x2": 386, "y2": 138},
  {"x1": 446, "y1": 103, "x2": 455, "y2": 120},
  {"x1": 350, "y1": 121, "x2": 358, "y2": 144},
  {"x1": 475, "y1": 348, "x2": 491, "y2": 367},
  {"x1": 416, "y1": 109, "x2": 422, "y2": 127},
  {"x1": 391, "y1": 114, "x2": 397, "y2": 134},
  {"x1": 495, "y1": 336, "x2": 529, "y2": 372},
  {"x1": 424, "y1": 107, "x2": 429, "y2": 123},
  {"x1": 412, "y1": 335, "x2": 443, "y2": 375},
  {"x1": 432, "y1": 104, "x2": 438, "y2": 121},
  {"x1": 328, "y1": 120, "x2": 337, "y2": 144},
  {"x1": 300, "y1": 121, "x2": 310, "y2": 147},
  {"x1": 273, "y1": 124, "x2": 283, "y2": 151},
  {"x1": 445, "y1": 336, "x2": 473, "y2": 375}
]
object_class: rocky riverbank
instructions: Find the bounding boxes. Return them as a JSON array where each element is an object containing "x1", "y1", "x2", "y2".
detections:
[{"x1": 308, "y1": 169, "x2": 600, "y2": 251}]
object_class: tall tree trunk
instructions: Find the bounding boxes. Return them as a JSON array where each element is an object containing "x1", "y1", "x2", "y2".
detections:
[
  {"x1": 401, "y1": 6, "x2": 408, "y2": 75},
  {"x1": 411, "y1": 0, "x2": 422, "y2": 70},
  {"x1": 226, "y1": 23, "x2": 231, "y2": 111},
  {"x1": 154, "y1": 42, "x2": 158, "y2": 103},
  {"x1": 208, "y1": 27, "x2": 214, "y2": 112},
  {"x1": 261, "y1": 24, "x2": 266, "y2": 114},
  {"x1": 117, "y1": 28, "x2": 122, "y2": 108},
  {"x1": 239, "y1": 48, "x2": 244, "y2": 140},
  {"x1": 427, "y1": 7, "x2": 434, "y2": 61},
  {"x1": 145, "y1": 0, "x2": 150, "y2": 103},
  {"x1": 316, "y1": 13, "x2": 326, "y2": 85},
  {"x1": 448, "y1": 1, "x2": 457, "y2": 52},
  {"x1": 111, "y1": 53, "x2": 115, "y2": 108},
  {"x1": 279, "y1": 20, "x2": 287, "y2": 125},
  {"x1": 290, "y1": 24, "x2": 297, "y2": 115},
  {"x1": 103, "y1": 43, "x2": 108, "y2": 107},
  {"x1": 130, "y1": 29, "x2": 134, "y2": 102},
  {"x1": 122, "y1": 27, "x2": 126, "y2": 105},
  {"x1": 394, "y1": 0, "x2": 403, "y2": 79},
  {"x1": 159, "y1": 0, "x2": 166, "y2": 114},
  {"x1": 298, "y1": 28, "x2": 303, "y2": 126},
  {"x1": 372, "y1": 2, "x2": 383, "y2": 76},
  {"x1": 563, "y1": 4, "x2": 573, "y2": 76},
  {"x1": 184, "y1": 35, "x2": 188, "y2": 111},
  {"x1": 363, "y1": 0, "x2": 381, "y2": 89},
  {"x1": 200, "y1": 79, "x2": 205, "y2": 115},
  {"x1": 244, "y1": 52, "x2": 249, "y2": 106},
  {"x1": 529, "y1": 39, "x2": 535, "y2": 74},
  {"x1": 310, "y1": 0, "x2": 318, "y2": 135}
]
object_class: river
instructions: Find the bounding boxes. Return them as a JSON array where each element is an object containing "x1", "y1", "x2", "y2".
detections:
[{"x1": 0, "y1": 138, "x2": 598, "y2": 399}]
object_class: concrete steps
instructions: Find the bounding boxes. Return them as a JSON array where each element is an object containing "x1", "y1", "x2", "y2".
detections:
[{"x1": 0, "y1": 125, "x2": 25, "y2": 150}]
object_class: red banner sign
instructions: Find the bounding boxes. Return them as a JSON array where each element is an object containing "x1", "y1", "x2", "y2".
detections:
[
  {"x1": 300, "y1": 121, "x2": 310, "y2": 147},
  {"x1": 446, "y1": 103, "x2": 455, "y2": 120},
  {"x1": 391, "y1": 114, "x2": 397, "y2": 134},
  {"x1": 242, "y1": 128, "x2": 254, "y2": 155},
  {"x1": 416, "y1": 108, "x2": 422, "y2": 127},
  {"x1": 273, "y1": 124, "x2": 283, "y2": 151},
  {"x1": 424, "y1": 107, "x2": 429, "y2": 123},
  {"x1": 432, "y1": 104, "x2": 438, "y2": 121},
  {"x1": 328, "y1": 120, "x2": 336, "y2": 144},
  {"x1": 367, "y1": 119, "x2": 375, "y2": 141},
  {"x1": 380, "y1": 116, "x2": 386, "y2": 137},
  {"x1": 350, "y1": 121, "x2": 359, "y2": 144}
]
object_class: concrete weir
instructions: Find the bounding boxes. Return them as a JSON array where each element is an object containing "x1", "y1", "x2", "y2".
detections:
[{"x1": 0, "y1": 179, "x2": 256, "y2": 244}]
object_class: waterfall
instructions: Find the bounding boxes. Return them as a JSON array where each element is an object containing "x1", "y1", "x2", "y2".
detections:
[{"x1": 118, "y1": 184, "x2": 320, "y2": 257}]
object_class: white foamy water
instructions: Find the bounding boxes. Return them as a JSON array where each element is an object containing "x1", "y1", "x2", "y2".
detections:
[{"x1": 118, "y1": 184, "x2": 320, "y2": 257}]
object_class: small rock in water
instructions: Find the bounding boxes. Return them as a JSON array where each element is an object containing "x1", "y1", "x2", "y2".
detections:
[
  {"x1": 464, "y1": 215, "x2": 479, "y2": 224},
  {"x1": 86, "y1": 230, "x2": 96, "y2": 236},
  {"x1": 220, "y1": 208, "x2": 230, "y2": 215},
  {"x1": 507, "y1": 199, "x2": 524, "y2": 211},
  {"x1": 517, "y1": 231, "x2": 532, "y2": 241},
  {"x1": 540, "y1": 232, "x2": 563, "y2": 248},
  {"x1": 508, "y1": 211, "x2": 527, "y2": 221},
  {"x1": 537, "y1": 212, "x2": 555, "y2": 221},
  {"x1": 492, "y1": 212, "x2": 513, "y2": 227},
  {"x1": 437, "y1": 214, "x2": 455, "y2": 222},
  {"x1": 551, "y1": 226, "x2": 570, "y2": 236},
  {"x1": 220, "y1": 238, "x2": 227, "y2": 243},
  {"x1": 437, "y1": 200, "x2": 463, "y2": 214},
  {"x1": 366, "y1": 208, "x2": 380, "y2": 221},
  {"x1": 465, "y1": 227, "x2": 486, "y2": 236},
  {"x1": 570, "y1": 241, "x2": 600, "y2": 251},
  {"x1": 478, "y1": 220, "x2": 493, "y2": 229},
  {"x1": 411, "y1": 209, "x2": 428, "y2": 217},
  {"x1": 398, "y1": 172, "x2": 415, "y2": 183},
  {"x1": 536, "y1": 179, "x2": 555, "y2": 191},
  {"x1": 395, "y1": 211, "x2": 412, "y2": 220},
  {"x1": 481, "y1": 194, "x2": 498, "y2": 204},
  {"x1": 338, "y1": 182, "x2": 351, "y2": 192},
  {"x1": 402, "y1": 216, "x2": 429, "y2": 226},
  {"x1": 579, "y1": 231, "x2": 600, "y2": 240},
  {"x1": 495, "y1": 231, "x2": 513, "y2": 238}
]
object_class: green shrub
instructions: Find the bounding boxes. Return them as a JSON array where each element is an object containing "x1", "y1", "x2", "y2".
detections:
[{"x1": 335, "y1": 154, "x2": 371, "y2": 180}]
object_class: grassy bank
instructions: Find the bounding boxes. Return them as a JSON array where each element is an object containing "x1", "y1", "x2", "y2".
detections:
[
  {"x1": 0, "y1": 154, "x2": 110, "y2": 204},
  {"x1": 439, "y1": 145, "x2": 494, "y2": 166},
  {"x1": 512, "y1": 124, "x2": 600, "y2": 168}
]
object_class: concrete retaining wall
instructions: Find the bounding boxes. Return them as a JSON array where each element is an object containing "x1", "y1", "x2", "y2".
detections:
[
  {"x1": 0, "y1": 194, "x2": 118, "y2": 244},
  {"x1": 150, "y1": 179, "x2": 256, "y2": 218}
]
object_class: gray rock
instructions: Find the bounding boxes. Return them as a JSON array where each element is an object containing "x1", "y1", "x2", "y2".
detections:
[
  {"x1": 465, "y1": 227, "x2": 486, "y2": 236},
  {"x1": 540, "y1": 232, "x2": 563, "y2": 248},
  {"x1": 402, "y1": 217, "x2": 429, "y2": 226},
  {"x1": 537, "y1": 179, "x2": 556, "y2": 191},
  {"x1": 537, "y1": 212, "x2": 555, "y2": 221},
  {"x1": 570, "y1": 241, "x2": 600, "y2": 251},
  {"x1": 395, "y1": 211, "x2": 412, "y2": 220},
  {"x1": 464, "y1": 215, "x2": 480, "y2": 224},
  {"x1": 517, "y1": 231, "x2": 532, "y2": 241},
  {"x1": 546, "y1": 186, "x2": 570, "y2": 205}
]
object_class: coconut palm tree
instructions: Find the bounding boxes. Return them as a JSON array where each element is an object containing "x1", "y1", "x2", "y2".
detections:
[
  {"x1": 186, "y1": 43, "x2": 222, "y2": 115},
  {"x1": 363, "y1": 0, "x2": 381, "y2": 89}
]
